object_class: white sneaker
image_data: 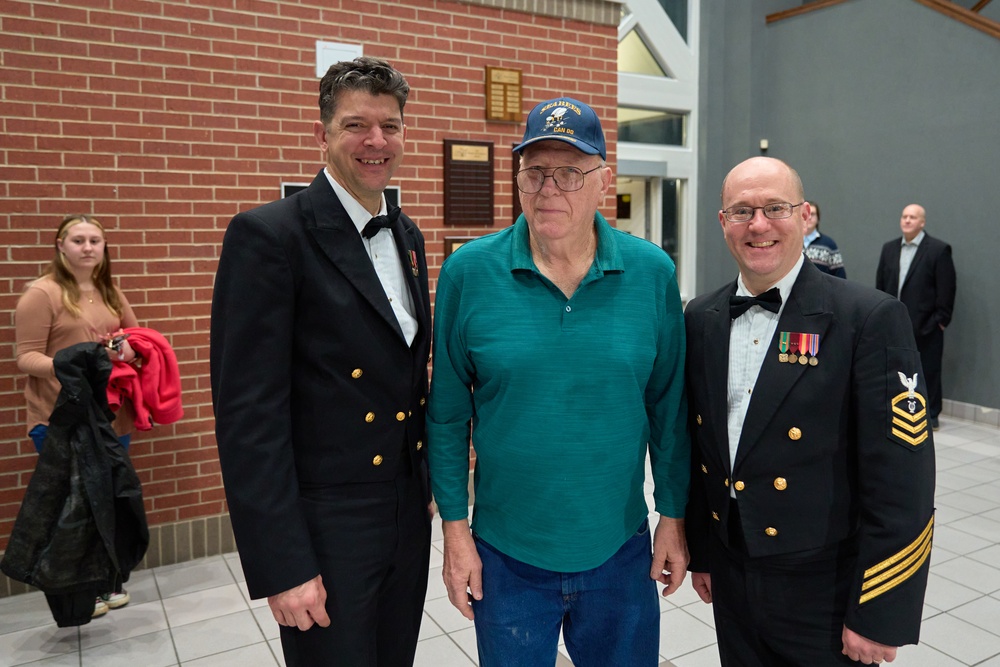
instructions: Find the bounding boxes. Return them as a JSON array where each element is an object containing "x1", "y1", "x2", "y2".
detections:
[
  {"x1": 100, "y1": 590, "x2": 130, "y2": 609},
  {"x1": 93, "y1": 598, "x2": 109, "y2": 618}
]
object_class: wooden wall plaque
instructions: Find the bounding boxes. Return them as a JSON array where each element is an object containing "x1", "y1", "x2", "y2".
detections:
[{"x1": 444, "y1": 139, "x2": 494, "y2": 226}]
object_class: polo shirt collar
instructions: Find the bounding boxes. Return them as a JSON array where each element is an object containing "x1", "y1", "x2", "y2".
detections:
[{"x1": 510, "y1": 211, "x2": 624, "y2": 275}]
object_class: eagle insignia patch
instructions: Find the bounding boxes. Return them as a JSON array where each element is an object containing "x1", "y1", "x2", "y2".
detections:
[{"x1": 890, "y1": 371, "x2": 929, "y2": 447}]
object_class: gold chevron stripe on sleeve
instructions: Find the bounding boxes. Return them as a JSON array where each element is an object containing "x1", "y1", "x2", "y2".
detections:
[
  {"x1": 860, "y1": 538, "x2": 932, "y2": 604},
  {"x1": 861, "y1": 532, "x2": 930, "y2": 592},
  {"x1": 890, "y1": 427, "x2": 929, "y2": 446},
  {"x1": 892, "y1": 416, "x2": 928, "y2": 435},
  {"x1": 864, "y1": 517, "x2": 933, "y2": 578},
  {"x1": 859, "y1": 517, "x2": 934, "y2": 604}
]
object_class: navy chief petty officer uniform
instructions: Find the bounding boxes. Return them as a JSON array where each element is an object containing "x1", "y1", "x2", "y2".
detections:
[{"x1": 685, "y1": 258, "x2": 935, "y2": 665}]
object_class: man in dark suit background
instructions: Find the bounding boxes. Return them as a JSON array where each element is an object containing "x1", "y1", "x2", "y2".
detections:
[
  {"x1": 876, "y1": 204, "x2": 956, "y2": 430},
  {"x1": 210, "y1": 57, "x2": 431, "y2": 666},
  {"x1": 685, "y1": 157, "x2": 934, "y2": 665}
]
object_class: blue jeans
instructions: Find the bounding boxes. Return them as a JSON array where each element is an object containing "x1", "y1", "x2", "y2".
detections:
[
  {"x1": 30, "y1": 424, "x2": 131, "y2": 453},
  {"x1": 472, "y1": 519, "x2": 659, "y2": 667}
]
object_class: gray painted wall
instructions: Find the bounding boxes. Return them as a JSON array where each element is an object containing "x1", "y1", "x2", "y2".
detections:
[{"x1": 697, "y1": 0, "x2": 999, "y2": 410}]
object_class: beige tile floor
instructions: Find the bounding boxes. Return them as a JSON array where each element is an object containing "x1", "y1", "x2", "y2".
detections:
[{"x1": 2, "y1": 416, "x2": 999, "y2": 666}]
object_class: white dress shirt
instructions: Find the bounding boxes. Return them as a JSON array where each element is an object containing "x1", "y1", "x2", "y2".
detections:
[
  {"x1": 323, "y1": 169, "x2": 417, "y2": 346},
  {"x1": 898, "y1": 230, "x2": 924, "y2": 298},
  {"x1": 726, "y1": 254, "x2": 805, "y2": 494}
]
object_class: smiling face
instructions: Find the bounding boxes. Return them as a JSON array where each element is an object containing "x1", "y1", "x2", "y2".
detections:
[
  {"x1": 719, "y1": 157, "x2": 810, "y2": 295},
  {"x1": 57, "y1": 220, "x2": 106, "y2": 279},
  {"x1": 900, "y1": 204, "x2": 926, "y2": 242},
  {"x1": 313, "y1": 89, "x2": 406, "y2": 213},
  {"x1": 518, "y1": 141, "x2": 611, "y2": 244}
]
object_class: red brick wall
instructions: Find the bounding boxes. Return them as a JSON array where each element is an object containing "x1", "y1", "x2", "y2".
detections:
[{"x1": 0, "y1": 0, "x2": 618, "y2": 549}]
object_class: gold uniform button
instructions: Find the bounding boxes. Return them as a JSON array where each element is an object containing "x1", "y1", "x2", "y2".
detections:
[
  {"x1": 365, "y1": 412, "x2": 375, "y2": 423},
  {"x1": 396, "y1": 412, "x2": 406, "y2": 422},
  {"x1": 372, "y1": 455, "x2": 383, "y2": 466},
  {"x1": 419, "y1": 397, "x2": 426, "y2": 406},
  {"x1": 712, "y1": 511, "x2": 720, "y2": 521},
  {"x1": 408, "y1": 410, "x2": 412, "y2": 417},
  {"x1": 765, "y1": 527, "x2": 778, "y2": 537},
  {"x1": 696, "y1": 414, "x2": 703, "y2": 426},
  {"x1": 351, "y1": 368, "x2": 363, "y2": 379},
  {"x1": 701, "y1": 464, "x2": 708, "y2": 474},
  {"x1": 724, "y1": 479, "x2": 730, "y2": 487},
  {"x1": 734, "y1": 480, "x2": 745, "y2": 491},
  {"x1": 788, "y1": 427, "x2": 802, "y2": 440},
  {"x1": 774, "y1": 477, "x2": 788, "y2": 491},
  {"x1": 416, "y1": 440, "x2": 423, "y2": 451}
]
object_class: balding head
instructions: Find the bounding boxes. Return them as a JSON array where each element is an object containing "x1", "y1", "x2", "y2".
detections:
[
  {"x1": 900, "y1": 204, "x2": 926, "y2": 242},
  {"x1": 721, "y1": 157, "x2": 804, "y2": 205},
  {"x1": 718, "y1": 157, "x2": 811, "y2": 294}
]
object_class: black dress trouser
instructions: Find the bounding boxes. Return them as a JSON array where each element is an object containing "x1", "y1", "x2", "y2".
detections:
[
  {"x1": 279, "y1": 458, "x2": 431, "y2": 667},
  {"x1": 709, "y1": 499, "x2": 856, "y2": 667}
]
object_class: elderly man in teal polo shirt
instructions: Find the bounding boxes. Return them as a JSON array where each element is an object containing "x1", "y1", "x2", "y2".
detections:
[{"x1": 427, "y1": 97, "x2": 691, "y2": 666}]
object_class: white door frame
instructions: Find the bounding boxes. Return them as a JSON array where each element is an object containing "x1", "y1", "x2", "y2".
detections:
[{"x1": 616, "y1": 0, "x2": 699, "y2": 301}]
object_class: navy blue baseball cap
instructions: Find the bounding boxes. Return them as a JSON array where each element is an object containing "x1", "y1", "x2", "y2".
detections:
[{"x1": 513, "y1": 97, "x2": 606, "y2": 160}]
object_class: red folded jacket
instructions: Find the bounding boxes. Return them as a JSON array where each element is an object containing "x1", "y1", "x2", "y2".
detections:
[{"x1": 107, "y1": 327, "x2": 184, "y2": 430}]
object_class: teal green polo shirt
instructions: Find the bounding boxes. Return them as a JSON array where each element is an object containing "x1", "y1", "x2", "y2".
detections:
[{"x1": 427, "y1": 213, "x2": 690, "y2": 572}]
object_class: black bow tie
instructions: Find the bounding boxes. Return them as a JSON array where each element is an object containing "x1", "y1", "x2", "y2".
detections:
[
  {"x1": 729, "y1": 287, "x2": 782, "y2": 319},
  {"x1": 362, "y1": 206, "x2": 401, "y2": 239}
]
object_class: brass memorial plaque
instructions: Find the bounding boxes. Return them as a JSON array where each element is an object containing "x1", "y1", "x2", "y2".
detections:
[{"x1": 485, "y1": 66, "x2": 522, "y2": 122}]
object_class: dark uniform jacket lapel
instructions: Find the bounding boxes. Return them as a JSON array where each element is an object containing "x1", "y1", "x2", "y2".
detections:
[
  {"x1": 697, "y1": 287, "x2": 738, "y2": 476},
  {"x1": 302, "y1": 174, "x2": 408, "y2": 341},
  {"x1": 393, "y1": 221, "x2": 431, "y2": 345},
  {"x1": 735, "y1": 264, "x2": 833, "y2": 469}
]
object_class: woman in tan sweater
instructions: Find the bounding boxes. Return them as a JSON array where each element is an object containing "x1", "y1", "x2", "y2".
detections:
[{"x1": 14, "y1": 214, "x2": 139, "y2": 616}]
